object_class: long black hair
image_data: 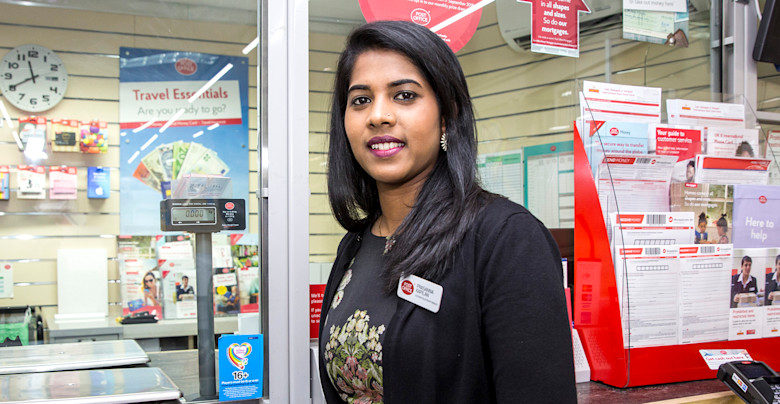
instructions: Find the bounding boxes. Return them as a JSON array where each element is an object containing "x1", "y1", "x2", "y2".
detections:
[{"x1": 327, "y1": 20, "x2": 493, "y2": 291}]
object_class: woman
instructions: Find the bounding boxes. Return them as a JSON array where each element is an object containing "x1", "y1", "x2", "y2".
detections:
[
  {"x1": 142, "y1": 271, "x2": 159, "y2": 307},
  {"x1": 318, "y1": 21, "x2": 575, "y2": 403}
]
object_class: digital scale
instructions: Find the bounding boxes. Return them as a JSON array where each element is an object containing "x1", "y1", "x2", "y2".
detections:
[
  {"x1": 160, "y1": 199, "x2": 246, "y2": 232},
  {"x1": 160, "y1": 198, "x2": 246, "y2": 401}
]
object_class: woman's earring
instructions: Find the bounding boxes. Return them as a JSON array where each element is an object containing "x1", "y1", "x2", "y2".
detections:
[{"x1": 440, "y1": 132, "x2": 448, "y2": 152}]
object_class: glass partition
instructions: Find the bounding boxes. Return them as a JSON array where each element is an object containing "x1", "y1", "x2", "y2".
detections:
[{"x1": 0, "y1": 1, "x2": 260, "y2": 399}]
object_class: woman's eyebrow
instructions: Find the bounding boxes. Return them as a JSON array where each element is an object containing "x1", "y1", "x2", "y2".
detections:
[
  {"x1": 389, "y1": 78, "x2": 421, "y2": 88},
  {"x1": 347, "y1": 84, "x2": 369, "y2": 93}
]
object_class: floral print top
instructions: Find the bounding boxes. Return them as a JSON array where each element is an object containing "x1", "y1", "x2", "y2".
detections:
[{"x1": 322, "y1": 229, "x2": 396, "y2": 404}]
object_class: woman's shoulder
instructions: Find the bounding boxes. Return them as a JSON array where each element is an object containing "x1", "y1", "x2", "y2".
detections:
[{"x1": 474, "y1": 196, "x2": 535, "y2": 228}]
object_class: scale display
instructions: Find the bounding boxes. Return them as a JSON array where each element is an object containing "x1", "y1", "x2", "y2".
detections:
[
  {"x1": 160, "y1": 199, "x2": 246, "y2": 232},
  {"x1": 171, "y1": 207, "x2": 217, "y2": 225}
]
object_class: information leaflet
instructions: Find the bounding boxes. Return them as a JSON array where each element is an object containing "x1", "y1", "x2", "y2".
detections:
[
  {"x1": 678, "y1": 244, "x2": 732, "y2": 344},
  {"x1": 615, "y1": 246, "x2": 680, "y2": 348}
]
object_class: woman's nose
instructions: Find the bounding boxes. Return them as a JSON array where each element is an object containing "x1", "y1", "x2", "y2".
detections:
[{"x1": 368, "y1": 101, "x2": 396, "y2": 127}]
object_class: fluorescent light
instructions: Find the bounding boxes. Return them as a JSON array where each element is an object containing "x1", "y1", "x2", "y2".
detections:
[
  {"x1": 11, "y1": 131, "x2": 23, "y2": 150},
  {"x1": 207, "y1": 123, "x2": 220, "y2": 130},
  {"x1": 192, "y1": 130, "x2": 204, "y2": 138},
  {"x1": 120, "y1": 132, "x2": 127, "y2": 137},
  {"x1": 188, "y1": 63, "x2": 233, "y2": 103},
  {"x1": 160, "y1": 108, "x2": 185, "y2": 133},
  {"x1": 127, "y1": 150, "x2": 140, "y2": 164},
  {"x1": 431, "y1": 0, "x2": 494, "y2": 32},
  {"x1": 140, "y1": 134, "x2": 158, "y2": 151},
  {"x1": 242, "y1": 37, "x2": 259, "y2": 54},
  {"x1": 0, "y1": 99, "x2": 13, "y2": 129},
  {"x1": 133, "y1": 118, "x2": 157, "y2": 133},
  {"x1": 16, "y1": 235, "x2": 35, "y2": 240},
  {"x1": 549, "y1": 125, "x2": 570, "y2": 131}
]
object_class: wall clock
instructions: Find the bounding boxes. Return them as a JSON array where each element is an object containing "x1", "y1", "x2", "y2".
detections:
[{"x1": 0, "y1": 44, "x2": 68, "y2": 113}]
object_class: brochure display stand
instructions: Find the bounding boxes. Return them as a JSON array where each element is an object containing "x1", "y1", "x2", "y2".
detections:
[{"x1": 572, "y1": 84, "x2": 780, "y2": 388}]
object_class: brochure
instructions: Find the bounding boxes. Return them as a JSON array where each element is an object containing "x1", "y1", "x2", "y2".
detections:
[
  {"x1": 18, "y1": 116, "x2": 47, "y2": 148},
  {"x1": 705, "y1": 127, "x2": 759, "y2": 158},
  {"x1": 615, "y1": 246, "x2": 680, "y2": 348},
  {"x1": 580, "y1": 81, "x2": 662, "y2": 123},
  {"x1": 119, "y1": 256, "x2": 162, "y2": 317},
  {"x1": 609, "y1": 212, "x2": 695, "y2": 263},
  {"x1": 670, "y1": 183, "x2": 733, "y2": 245},
  {"x1": 649, "y1": 125, "x2": 702, "y2": 183},
  {"x1": 695, "y1": 155, "x2": 771, "y2": 185},
  {"x1": 214, "y1": 267, "x2": 240, "y2": 316},
  {"x1": 666, "y1": 99, "x2": 745, "y2": 127},
  {"x1": 678, "y1": 244, "x2": 732, "y2": 344},
  {"x1": 731, "y1": 185, "x2": 780, "y2": 248},
  {"x1": 159, "y1": 259, "x2": 197, "y2": 319},
  {"x1": 767, "y1": 130, "x2": 780, "y2": 185},
  {"x1": 577, "y1": 120, "x2": 649, "y2": 179}
]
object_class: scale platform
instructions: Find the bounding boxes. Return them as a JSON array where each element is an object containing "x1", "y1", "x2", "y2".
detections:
[
  {"x1": 0, "y1": 367, "x2": 182, "y2": 403},
  {"x1": 0, "y1": 340, "x2": 149, "y2": 375}
]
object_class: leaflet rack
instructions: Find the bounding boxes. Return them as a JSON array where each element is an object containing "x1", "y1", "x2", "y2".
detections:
[{"x1": 572, "y1": 126, "x2": 780, "y2": 388}]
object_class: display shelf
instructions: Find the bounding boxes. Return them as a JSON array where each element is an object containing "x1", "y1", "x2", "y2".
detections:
[{"x1": 573, "y1": 126, "x2": 780, "y2": 388}]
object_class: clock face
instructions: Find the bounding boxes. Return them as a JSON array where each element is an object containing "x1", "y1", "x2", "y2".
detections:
[{"x1": 0, "y1": 44, "x2": 68, "y2": 113}]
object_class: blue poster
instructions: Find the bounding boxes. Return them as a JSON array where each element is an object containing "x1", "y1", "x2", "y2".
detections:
[
  {"x1": 218, "y1": 334, "x2": 263, "y2": 401},
  {"x1": 119, "y1": 47, "x2": 249, "y2": 234}
]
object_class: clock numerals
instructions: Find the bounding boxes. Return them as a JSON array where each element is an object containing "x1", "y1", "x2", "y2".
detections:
[{"x1": 1, "y1": 45, "x2": 67, "y2": 112}]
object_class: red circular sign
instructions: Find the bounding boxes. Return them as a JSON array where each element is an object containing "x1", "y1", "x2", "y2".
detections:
[
  {"x1": 3, "y1": 265, "x2": 9, "y2": 270},
  {"x1": 401, "y1": 280, "x2": 414, "y2": 295},
  {"x1": 358, "y1": 0, "x2": 482, "y2": 53},
  {"x1": 175, "y1": 58, "x2": 197, "y2": 76},
  {"x1": 609, "y1": 127, "x2": 619, "y2": 136},
  {"x1": 759, "y1": 196, "x2": 767, "y2": 204},
  {"x1": 225, "y1": 202, "x2": 235, "y2": 210}
]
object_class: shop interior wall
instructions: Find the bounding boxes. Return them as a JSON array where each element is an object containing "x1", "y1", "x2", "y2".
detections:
[
  {"x1": 308, "y1": 4, "x2": 747, "y2": 277},
  {"x1": 0, "y1": 4, "x2": 257, "y2": 320}
]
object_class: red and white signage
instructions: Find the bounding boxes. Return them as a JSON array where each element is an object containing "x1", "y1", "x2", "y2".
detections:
[
  {"x1": 310, "y1": 284, "x2": 326, "y2": 339},
  {"x1": 519, "y1": 0, "x2": 591, "y2": 57},
  {"x1": 358, "y1": 0, "x2": 482, "y2": 52}
]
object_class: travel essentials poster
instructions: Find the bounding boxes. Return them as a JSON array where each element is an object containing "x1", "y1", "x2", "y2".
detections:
[{"x1": 119, "y1": 48, "x2": 249, "y2": 235}]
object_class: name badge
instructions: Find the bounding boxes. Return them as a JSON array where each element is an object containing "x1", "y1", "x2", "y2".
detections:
[{"x1": 397, "y1": 275, "x2": 443, "y2": 313}]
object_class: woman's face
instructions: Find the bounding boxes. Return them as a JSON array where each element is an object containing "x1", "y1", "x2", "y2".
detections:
[
  {"x1": 344, "y1": 49, "x2": 443, "y2": 191},
  {"x1": 741, "y1": 260, "x2": 752, "y2": 277},
  {"x1": 144, "y1": 276, "x2": 154, "y2": 287},
  {"x1": 686, "y1": 165, "x2": 695, "y2": 181}
]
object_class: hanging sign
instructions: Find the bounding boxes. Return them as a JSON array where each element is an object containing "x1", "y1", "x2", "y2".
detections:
[
  {"x1": 519, "y1": 0, "x2": 591, "y2": 57},
  {"x1": 357, "y1": 0, "x2": 483, "y2": 53}
]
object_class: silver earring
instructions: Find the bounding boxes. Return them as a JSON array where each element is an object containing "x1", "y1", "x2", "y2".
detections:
[{"x1": 440, "y1": 132, "x2": 448, "y2": 152}]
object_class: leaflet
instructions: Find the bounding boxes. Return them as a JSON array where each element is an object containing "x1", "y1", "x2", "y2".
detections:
[
  {"x1": 670, "y1": 183, "x2": 733, "y2": 245},
  {"x1": 695, "y1": 155, "x2": 771, "y2": 185},
  {"x1": 16, "y1": 165, "x2": 46, "y2": 199},
  {"x1": 706, "y1": 127, "x2": 759, "y2": 158},
  {"x1": 615, "y1": 246, "x2": 680, "y2": 348},
  {"x1": 650, "y1": 125, "x2": 702, "y2": 183},
  {"x1": 678, "y1": 244, "x2": 732, "y2": 344},
  {"x1": 732, "y1": 185, "x2": 780, "y2": 248},
  {"x1": 580, "y1": 81, "x2": 662, "y2": 123},
  {"x1": 610, "y1": 212, "x2": 695, "y2": 263},
  {"x1": 667, "y1": 99, "x2": 745, "y2": 127},
  {"x1": 597, "y1": 154, "x2": 676, "y2": 231},
  {"x1": 727, "y1": 248, "x2": 774, "y2": 340},
  {"x1": 577, "y1": 120, "x2": 649, "y2": 179}
]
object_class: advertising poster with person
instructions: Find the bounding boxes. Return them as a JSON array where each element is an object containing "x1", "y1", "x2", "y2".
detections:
[{"x1": 118, "y1": 47, "x2": 249, "y2": 235}]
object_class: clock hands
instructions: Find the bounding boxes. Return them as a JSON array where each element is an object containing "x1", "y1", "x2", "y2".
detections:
[
  {"x1": 9, "y1": 74, "x2": 40, "y2": 89},
  {"x1": 27, "y1": 61, "x2": 36, "y2": 84}
]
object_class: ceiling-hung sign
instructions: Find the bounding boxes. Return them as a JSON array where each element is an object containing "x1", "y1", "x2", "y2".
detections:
[
  {"x1": 357, "y1": 0, "x2": 483, "y2": 53},
  {"x1": 518, "y1": 0, "x2": 591, "y2": 58}
]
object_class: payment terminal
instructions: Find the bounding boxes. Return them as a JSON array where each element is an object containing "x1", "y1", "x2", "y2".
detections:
[{"x1": 717, "y1": 360, "x2": 780, "y2": 404}]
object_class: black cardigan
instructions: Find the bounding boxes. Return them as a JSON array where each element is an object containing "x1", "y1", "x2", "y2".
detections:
[{"x1": 318, "y1": 198, "x2": 577, "y2": 403}]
